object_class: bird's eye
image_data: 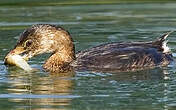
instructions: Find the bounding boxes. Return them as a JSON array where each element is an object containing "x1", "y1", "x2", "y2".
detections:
[{"x1": 24, "y1": 40, "x2": 33, "y2": 47}]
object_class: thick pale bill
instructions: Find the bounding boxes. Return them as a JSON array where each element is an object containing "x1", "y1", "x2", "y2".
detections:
[{"x1": 6, "y1": 54, "x2": 32, "y2": 71}]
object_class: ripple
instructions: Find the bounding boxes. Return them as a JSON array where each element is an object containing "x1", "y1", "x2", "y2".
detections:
[
  {"x1": 0, "y1": 94, "x2": 81, "y2": 99},
  {"x1": 0, "y1": 21, "x2": 79, "y2": 27}
]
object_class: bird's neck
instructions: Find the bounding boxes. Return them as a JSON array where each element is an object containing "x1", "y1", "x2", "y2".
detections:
[{"x1": 43, "y1": 48, "x2": 75, "y2": 73}]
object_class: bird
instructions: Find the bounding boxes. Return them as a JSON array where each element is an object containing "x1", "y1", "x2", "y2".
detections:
[{"x1": 4, "y1": 24, "x2": 174, "y2": 73}]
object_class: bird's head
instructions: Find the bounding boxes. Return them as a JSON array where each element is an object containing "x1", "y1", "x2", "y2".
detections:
[{"x1": 4, "y1": 24, "x2": 75, "y2": 71}]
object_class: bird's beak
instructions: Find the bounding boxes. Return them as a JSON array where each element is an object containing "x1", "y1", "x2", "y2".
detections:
[{"x1": 4, "y1": 47, "x2": 32, "y2": 71}]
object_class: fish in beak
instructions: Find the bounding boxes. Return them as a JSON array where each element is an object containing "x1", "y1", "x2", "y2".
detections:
[{"x1": 4, "y1": 47, "x2": 32, "y2": 71}]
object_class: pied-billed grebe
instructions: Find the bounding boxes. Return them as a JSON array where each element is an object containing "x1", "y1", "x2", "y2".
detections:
[{"x1": 4, "y1": 24, "x2": 174, "y2": 73}]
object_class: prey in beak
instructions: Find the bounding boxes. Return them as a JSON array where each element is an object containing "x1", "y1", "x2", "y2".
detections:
[{"x1": 4, "y1": 46, "x2": 32, "y2": 71}]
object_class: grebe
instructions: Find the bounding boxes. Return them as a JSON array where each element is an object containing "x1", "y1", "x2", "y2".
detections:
[{"x1": 4, "y1": 24, "x2": 174, "y2": 73}]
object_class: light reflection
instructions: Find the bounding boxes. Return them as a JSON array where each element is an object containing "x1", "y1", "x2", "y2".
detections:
[
  {"x1": 6, "y1": 69, "x2": 75, "y2": 110},
  {"x1": 163, "y1": 70, "x2": 169, "y2": 110}
]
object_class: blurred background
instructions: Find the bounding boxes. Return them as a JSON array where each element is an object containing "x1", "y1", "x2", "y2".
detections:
[{"x1": 0, "y1": 0, "x2": 176, "y2": 110}]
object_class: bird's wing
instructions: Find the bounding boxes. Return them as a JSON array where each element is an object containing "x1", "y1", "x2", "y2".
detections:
[{"x1": 74, "y1": 43, "x2": 172, "y2": 72}]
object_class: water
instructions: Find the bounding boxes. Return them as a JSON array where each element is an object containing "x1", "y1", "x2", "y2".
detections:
[{"x1": 0, "y1": 1, "x2": 176, "y2": 110}]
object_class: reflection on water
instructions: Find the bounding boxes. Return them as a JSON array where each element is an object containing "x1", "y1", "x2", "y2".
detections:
[
  {"x1": 0, "y1": 63, "x2": 175, "y2": 109},
  {"x1": 0, "y1": 2, "x2": 176, "y2": 110},
  {"x1": 1, "y1": 69, "x2": 75, "y2": 110}
]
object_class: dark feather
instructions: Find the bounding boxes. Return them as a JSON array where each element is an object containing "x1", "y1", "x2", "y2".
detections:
[{"x1": 72, "y1": 32, "x2": 174, "y2": 72}]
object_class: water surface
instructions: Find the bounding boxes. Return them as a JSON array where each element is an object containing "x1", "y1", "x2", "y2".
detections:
[{"x1": 0, "y1": 2, "x2": 176, "y2": 110}]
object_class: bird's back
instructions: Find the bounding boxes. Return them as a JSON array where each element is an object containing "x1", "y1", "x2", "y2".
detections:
[{"x1": 72, "y1": 32, "x2": 174, "y2": 72}]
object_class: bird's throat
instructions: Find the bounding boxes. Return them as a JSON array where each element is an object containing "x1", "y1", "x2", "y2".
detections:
[{"x1": 43, "y1": 50, "x2": 75, "y2": 73}]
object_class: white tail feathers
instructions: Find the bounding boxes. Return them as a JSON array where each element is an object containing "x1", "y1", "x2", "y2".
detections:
[
  {"x1": 162, "y1": 40, "x2": 170, "y2": 53},
  {"x1": 159, "y1": 31, "x2": 175, "y2": 53}
]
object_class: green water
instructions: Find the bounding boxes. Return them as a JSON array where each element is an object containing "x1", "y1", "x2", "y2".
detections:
[{"x1": 1, "y1": 1, "x2": 176, "y2": 110}]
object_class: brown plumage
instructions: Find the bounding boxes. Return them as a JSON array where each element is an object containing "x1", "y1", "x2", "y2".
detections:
[{"x1": 4, "y1": 24, "x2": 174, "y2": 73}]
